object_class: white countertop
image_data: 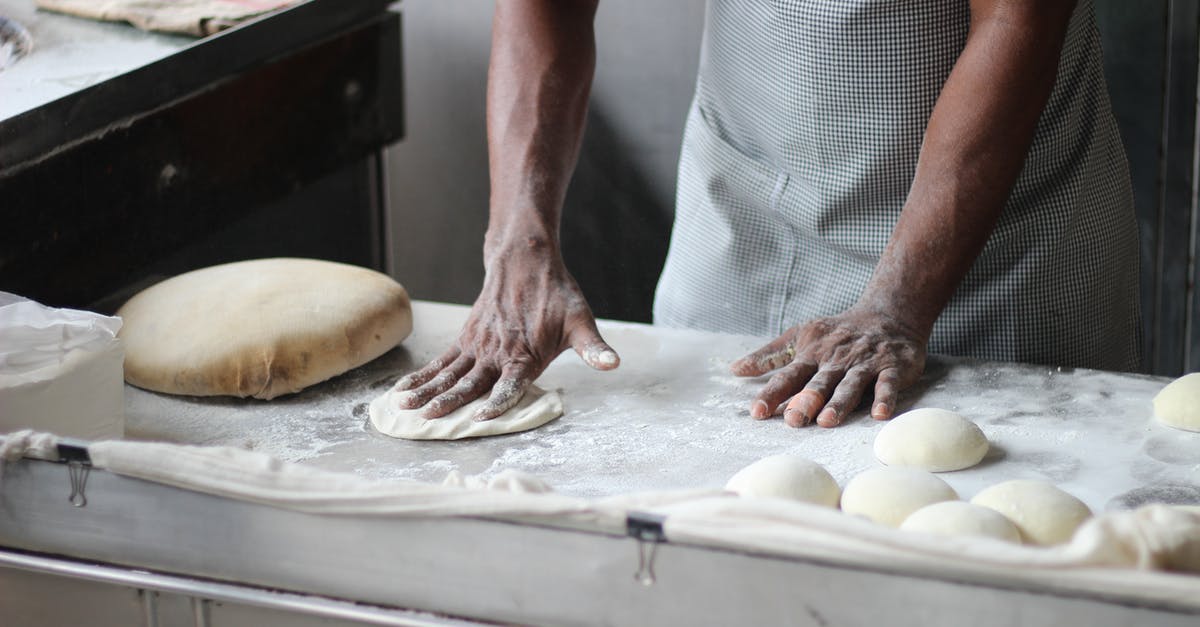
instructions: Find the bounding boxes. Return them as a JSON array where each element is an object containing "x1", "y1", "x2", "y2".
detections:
[{"x1": 125, "y1": 301, "x2": 1200, "y2": 511}]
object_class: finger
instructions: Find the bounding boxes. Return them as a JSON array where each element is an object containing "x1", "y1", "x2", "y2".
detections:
[
  {"x1": 395, "y1": 348, "x2": 460, "y2": 391},
  {"x1": 472, "y1": 361, "x2": 534, "y2": 421},
  {"x1": 423, "y1": 365, "x2": 499, "y2": 418},
  {"x1": 783, "y1": 369, "x2": 843, "y2": 428},
  {"x1": 748, "y1": 361, "x2": 818, "y2": 419},
  {"x1": 730, "y1": 334, "x2": 796, "y2": 377},
  {"x1": 871, "y1": 367, "x2": 902, "y2": 420},
  {"x1": 570, "y1": 322, "x2": 620, "y2": 371},
  {"x1": 816, "y1": 368, "x2": 873, "y2": 428},
  {"x1": 397, "y1": 354, "x2": 474, "y2": 409}
]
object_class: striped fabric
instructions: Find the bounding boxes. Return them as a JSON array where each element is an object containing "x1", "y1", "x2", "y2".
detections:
[{"x1": 653, "y1": 0, "x2": 1141, "y2": 371}]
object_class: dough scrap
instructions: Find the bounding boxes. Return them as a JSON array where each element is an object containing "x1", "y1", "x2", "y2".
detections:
[
  {"x1": 118, "y1": 258, "x2": 412, "y2": 400},
  {"x1": 901, "y1": 500, "x2": 1022, "y2": 543},
  {"x1": 369, "y1": 385, "x2": 563, "y2": 440},
  {"x1": 725, "y1": 455, "x2": 841, "y2": 507},
  {"x1": 839, "y1": 467, "x2": 958, "y2": 527},
  {"x1": 874, "y1": 407, "x2": 989, "y2": 472},
  {"x1": 970, "y1": 479, "x2": 1093, "y2": 546},
  {"x1": 1153, "y1": 373, "x2": 1200, "y2": 432}
]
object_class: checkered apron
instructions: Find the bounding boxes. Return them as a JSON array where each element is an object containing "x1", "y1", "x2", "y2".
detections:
[{"x1": 653, "y1": 0, "x2": 1141, "y2": 371}]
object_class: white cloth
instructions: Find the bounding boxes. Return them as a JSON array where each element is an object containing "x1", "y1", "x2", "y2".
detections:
[{"x1": 1, "y1": 432, "x2": 1197, "y2": 605}]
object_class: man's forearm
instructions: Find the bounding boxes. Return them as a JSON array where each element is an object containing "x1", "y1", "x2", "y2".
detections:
[
  {"x1": 484, "y1": 0, "x2": 598, "y2": 261},
  {"x1": 857, "y1": 0, "x2": 1077, "y2": 337}
]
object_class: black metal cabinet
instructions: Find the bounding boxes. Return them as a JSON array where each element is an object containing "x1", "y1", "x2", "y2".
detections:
[{"x1": 0, "y1": 0, "x2": 403, "y2": 310}]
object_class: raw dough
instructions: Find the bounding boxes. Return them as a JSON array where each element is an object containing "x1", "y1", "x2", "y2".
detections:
[
  {"x1": 874, "y1": 407, "x2": 989, "y2": 472},
  {"x1": 1153, "y1": 373, "x2": 1200, "y2": 432},
  {"x1": 118, "y1": 258, "x2": 412, "y2": 400},
  {"x1": 839, "y1": 467, "x2": 958, "y2": 527},
  {"x1": 970, "y1": 479, "x2": 1093, "y2": 546},
  {"x1": 369, "y1": 385, "x2": 563, "y2": 440},
  {"x1": 901, "y1": 501, "x2": 1022, "y2": 543},
  {"x1": 725, "y1": 455, "x2": 841, "y2": 507}
]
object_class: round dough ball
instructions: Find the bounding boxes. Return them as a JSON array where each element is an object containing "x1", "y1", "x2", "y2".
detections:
[
  {"x1": 725, "y1": 455, "x2": 841, "y2": 507},
  {"x1": 970, "y1": 479, "x2": 1093, "y2": 546},
  {"x1": 874, "y1": 407, "x2": 989, "y2": 472},
  {"x1": 839, "y1": 467, "x2": 958, "y2": 527},
  {"x1": 900, "y1": 501, "x2": 1022, "y2": 543},
  {"x1": 1153, "y1": 373, "x2": 1200, "y2": 432},
  {"x1": 118, "y1": 258, "x2": 412, "y2": 400}
]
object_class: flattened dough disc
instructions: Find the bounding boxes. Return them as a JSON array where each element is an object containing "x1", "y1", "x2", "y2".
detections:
[{"x1": 369, "y1": 385, "x2": 563, "y2": 440}]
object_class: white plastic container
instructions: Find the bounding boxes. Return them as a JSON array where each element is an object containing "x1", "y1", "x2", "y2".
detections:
[{"x1": 0, "y1": 292, "x2": 125, "y2": 440}]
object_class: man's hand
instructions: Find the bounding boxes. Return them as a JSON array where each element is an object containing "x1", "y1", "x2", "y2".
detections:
[
  {"x1": 394, "y1": 247, "x2": 618, "y2": 421},
  {"x1": 731, "y1": 309, "x2": 926, "y2": 428},
  {"x1": 728, "y1": 0, "x2": 1076, "y2": 429},
  {"x1": 393, "y1": 0, "x2": 607, "y2": 421}
]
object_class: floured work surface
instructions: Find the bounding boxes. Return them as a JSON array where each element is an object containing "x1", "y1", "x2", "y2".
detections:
[{"x1": 125, "y1": 302, "x2": 1198, "y2": 512}]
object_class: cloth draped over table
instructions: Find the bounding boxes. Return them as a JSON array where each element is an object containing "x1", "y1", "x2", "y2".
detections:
[
  {"x1": 2, "y1": 430, "x2": 1198, "y2": 609},
  {"x1": 35, "y1": 0, "x2": 298, "y2": 37}
]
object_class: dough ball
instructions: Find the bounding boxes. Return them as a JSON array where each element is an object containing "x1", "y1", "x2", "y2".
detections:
[
  {"x1": 725, "y1": 455, "x2": 841, "y2": 507},
  {"x1": 839, "y1": 467, "x2": 958, "y2": 527},
  {"x1": 118, "y1": 258, "x2": 412, "y2": 400},
  {"x1": 370, "y1": 385, "x2": 563, "y2": 440},
  {"x1": 873, "y1": 407, "x2": 989, "y2": 472},
  {"x1": 1153, "y1": 373, "x2": 1200, "y2": 432},
  {"x1": 900, "y1": 501, "x2": 1022, "y2": 543},
  {"x1": 970, "y1": 479, "x2": 1093, "y2": 546}
]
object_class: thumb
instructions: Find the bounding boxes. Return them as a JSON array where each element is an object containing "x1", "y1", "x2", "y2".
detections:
[{"x1": 570, "y1": 321, "x2": 620, "y2": 371}]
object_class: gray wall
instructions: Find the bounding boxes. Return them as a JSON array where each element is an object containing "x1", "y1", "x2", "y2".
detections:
[
  {"x1": 387, "y1": 2, "x2": 1198, "y2": 376},
  {"x1": 385, "y1": 1, "x2": 704, "y2": 321}
]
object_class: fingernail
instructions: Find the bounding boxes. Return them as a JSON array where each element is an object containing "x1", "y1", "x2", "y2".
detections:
[
  {"x1": 396, "y1": 392, "x2": 416, "y2": 408},
  {"x1": 595, "y1": 350, "x2": 619, "y2": 368},
  {"x1": 817, "y1": 408, "x2": 840, "y2": 428},
  {"x1": 783, "y1": 408, "x2": 807, "y2": 427},
  {"x1": 750, "y1": 400, "x2": 769, "y2": 419},
  {"x1": 872, "y1": 402, "x2": 889, "y2": 419},
  {"x1": 395, "y1": 376, "x2": 412, "y2": 390}
]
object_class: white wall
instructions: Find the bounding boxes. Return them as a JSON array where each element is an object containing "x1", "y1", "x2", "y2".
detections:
[{"x1": 385, "y1": 1, "x2": 705, "y2": 320}]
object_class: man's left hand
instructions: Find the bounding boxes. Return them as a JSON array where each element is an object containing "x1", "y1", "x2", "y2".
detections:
[{"x1": 729, "y1": 309, "x2": 927, "y2": 428}]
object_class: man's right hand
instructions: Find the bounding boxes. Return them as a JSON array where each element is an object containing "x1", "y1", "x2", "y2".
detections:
[
  {"x1": 393, "y1": 242, "x2": 618, "y2": 421},
  {"x1": 395, "y1": 0, "x2": 607, "y2": 419}
]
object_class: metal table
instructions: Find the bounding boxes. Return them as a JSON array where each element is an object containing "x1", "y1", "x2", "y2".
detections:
[
  {"x1": 3, "y1": 301, "x2": 1198, "y2": 626},
  {"x1": 125, "y1": 301, "x2": 1198, "y2": 512}
]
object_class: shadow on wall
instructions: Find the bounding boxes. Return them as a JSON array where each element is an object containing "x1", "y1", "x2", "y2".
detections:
[{"x1": 562, "y1": 107, "x2": 675, "y2": 324}]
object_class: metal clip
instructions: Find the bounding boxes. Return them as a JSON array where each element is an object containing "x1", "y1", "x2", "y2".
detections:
[
  {"x1": 57, "y1": 440, "x2": 93, "y2": 508},
  {"x1": 626, "y1": 512, "x2": 666, "y2": 587}
]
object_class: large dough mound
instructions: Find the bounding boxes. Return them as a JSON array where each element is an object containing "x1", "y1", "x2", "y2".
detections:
[{"x1": 118, "y1": 258, "x2": 412, "y2": 399}]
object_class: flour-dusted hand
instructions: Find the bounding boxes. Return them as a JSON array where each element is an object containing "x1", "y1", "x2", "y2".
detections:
[
  {"x1": 394, "y1": 246, "x2": 618, "y2": 421},
  {"x1": 730, "y1": 308, "x2": 926, "y2": 428},
  {"x1": 727, "y1": 0, "x2": 1081, "y2": 427},
  {"x1": 393, "y1": 1, "x2": 611, "y2": 420}
]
